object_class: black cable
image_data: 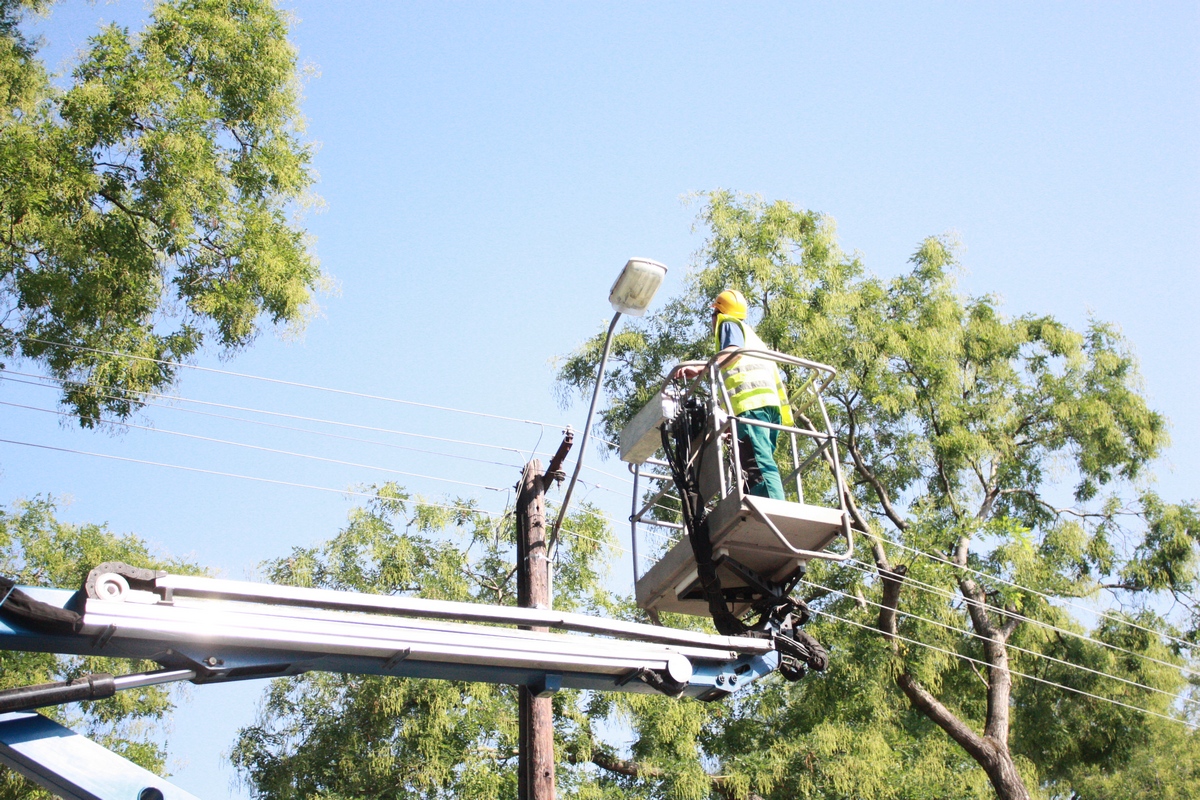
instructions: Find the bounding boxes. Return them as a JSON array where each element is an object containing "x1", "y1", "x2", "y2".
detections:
[{"x1": 659, "y1": 400, "x2": 746, "y2": 636}]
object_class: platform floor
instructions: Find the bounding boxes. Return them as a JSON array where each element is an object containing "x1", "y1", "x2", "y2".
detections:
[{"x1": 636, "y1": 495, "x2": 845, "y2": 617}]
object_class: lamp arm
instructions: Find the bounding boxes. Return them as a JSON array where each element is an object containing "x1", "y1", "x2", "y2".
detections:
[{"x1": 548, "y1": 311, "x2": 621, "y2": 556}]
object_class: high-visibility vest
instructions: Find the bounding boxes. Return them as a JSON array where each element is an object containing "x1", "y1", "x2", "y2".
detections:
[{"x1": 713, "y1": 315, "x2": 794, "y2": 426}]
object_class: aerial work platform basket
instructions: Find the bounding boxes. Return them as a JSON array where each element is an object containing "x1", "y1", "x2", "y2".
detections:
[{"x1": 620, "y1": 348, "x2": 854, "y2": 620}]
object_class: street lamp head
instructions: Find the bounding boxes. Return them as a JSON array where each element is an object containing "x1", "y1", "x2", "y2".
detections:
[{"x1": 608, "y1": 258, "x2": 668, "y2": 317}]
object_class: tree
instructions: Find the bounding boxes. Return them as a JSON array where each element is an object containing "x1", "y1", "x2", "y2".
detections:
[
  {"x1": 558, "y1": 191, "x2": 1199, "y2": 799},
  {"x1": 231, "y1": 483, "x2": 627, "y2": 799},
  {"x1": 0, "y1": 2, "x2": 317, "y2": 794},
  {"x1": 0, "y1": 496, "x2": 204, "y2": 798},
  {"x1": 0, "y1": 0, "x2": 320, "y2": 424}
]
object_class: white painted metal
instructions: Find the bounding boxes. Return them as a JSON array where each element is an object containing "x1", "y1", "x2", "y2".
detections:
[
  {"x1": 68, "y1": 570, "x2": 785, "y2": 696},
  {"x1": 637, "y1": 496, "x2": 847, "y2": 616},
  {"x1": 152, "y1": 574, "x2": 773, "y2": 655},
  {"x1": 619, "y1": 383, "x2": 681, "y2": 464},
  {"x1": 85, "y1": 594, "x2": 700, "y2": 682}
]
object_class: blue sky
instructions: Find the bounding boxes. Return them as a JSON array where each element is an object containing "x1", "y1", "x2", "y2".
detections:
[{"x1": 3, "y1": 2, "x2": 1198, "y2": 796}]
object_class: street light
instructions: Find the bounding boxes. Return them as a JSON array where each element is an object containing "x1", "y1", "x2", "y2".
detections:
[
  {"x1": 548, "y1": 258, "x2": 668, "y2": 561},
  {"x1": 608, "y1": 258, "x2": 669, "y2": 316}
]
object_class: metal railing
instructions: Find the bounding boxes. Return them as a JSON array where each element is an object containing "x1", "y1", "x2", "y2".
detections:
[{"x1": 628, "y1": 348, "x2": 854, "y2": 584}]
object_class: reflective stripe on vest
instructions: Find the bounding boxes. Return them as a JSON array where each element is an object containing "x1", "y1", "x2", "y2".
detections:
[{"x1": 713, "y1": 315, "x2": 794, "y2": 425}]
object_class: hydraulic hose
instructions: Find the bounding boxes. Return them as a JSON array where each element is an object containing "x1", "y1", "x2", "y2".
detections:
[{"x1": 0, "y1": 669, "x2": 197, "y2": 714}]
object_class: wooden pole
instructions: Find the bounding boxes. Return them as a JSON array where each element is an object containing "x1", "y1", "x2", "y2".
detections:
[{"x1": 517, "y1": 459, "x2": 555, "y2": 800}]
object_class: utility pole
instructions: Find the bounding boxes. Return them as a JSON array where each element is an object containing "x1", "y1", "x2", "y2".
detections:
[
  {"x1": 516, "y1": 429, "x2": 571, "y2": 800},
  {"x1": 516, "y1": 459, "x2": 553, "y2": 799}
]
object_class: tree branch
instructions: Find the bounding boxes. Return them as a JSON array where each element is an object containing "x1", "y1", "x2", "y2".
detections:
[
  {"x1": 795, "y1": 410, "x2": 883, "y2": 553},
  {"x1": 896, "y1": 360, "x2": 965, "y2": 521},
  {"x1": 998, "y1": 605, "x2": 1021, "y2": 640},
  {"x1": 842, "y1": 408, "x2": 908, "y2": 532},
  {"x1": 877, "y1": 531, "x2": 1019, "y2": 781},
  {"x1": 997, "y1": 488, "x2": 1132, "y2": 521},
  {"x1": 571, "y1": 745, "x2": 767, "y2": 800},
  {"x1": 896, "y1": 673, "x2": 991, "y2": 765}
]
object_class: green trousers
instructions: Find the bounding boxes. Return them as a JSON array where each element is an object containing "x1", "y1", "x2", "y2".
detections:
[{"x1": 737, "y1": 406, "x2": 785, "y2": 500}]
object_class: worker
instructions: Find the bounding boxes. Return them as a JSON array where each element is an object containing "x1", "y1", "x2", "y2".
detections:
[{"x1": 675, "y1": 289, "x2": 793, "y2": 500}]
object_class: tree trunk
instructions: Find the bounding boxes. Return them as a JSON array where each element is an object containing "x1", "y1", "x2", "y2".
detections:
[{"x1": 877, "y1": 559, "x2": 1032, "y2": 800}]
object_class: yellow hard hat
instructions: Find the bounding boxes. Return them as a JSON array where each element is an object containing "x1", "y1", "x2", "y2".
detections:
[{"x1": 712, "y1": 289, "x2": 748, "y2": 320}]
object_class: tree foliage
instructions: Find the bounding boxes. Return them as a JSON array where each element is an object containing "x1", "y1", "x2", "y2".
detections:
[
  {"x1": 0, "y1": 0, "x2": 320, "y2": 424},
  {"x1": 0, "y1": 496, "x2": 204, "y2": 799},
  {"x1": 557, "y1": 191, "x2": 1200, "y2": 798},
  {"x1": 226, "y1": 193, "x2": 1200, "y2": 800},
  {"x1": 231, "y1": 484, "x2": 628, "y2": 799}
]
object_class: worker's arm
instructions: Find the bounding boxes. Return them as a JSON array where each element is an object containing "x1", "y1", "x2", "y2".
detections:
[
  {"x1": 673, "y1": 347, "x2": 738, "y2": 380},
  {"x1": 673, "y1": 320, "x2": 744, "y2": 380}
]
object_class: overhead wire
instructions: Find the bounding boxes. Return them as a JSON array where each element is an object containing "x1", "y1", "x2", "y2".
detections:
[
  {"x1": 836, "y1": 556, "x2": 1198, "y2": 678},
  {"x1": 0, "y1": 368, "x2": 640, "y2": 485},
  {"x1": 2, "y1": 353, "x2": 647, "y2": 577},
  {"x1": 611, "y1": 471, "x2": 1196, "y2": 680},
  {"x1": 1, "y1": 370, "x2": 645, "y2": 546},
  {"x1": 0, "y1": 437, "x2": 507, "y2": 519},
  {"x1": 605, "y1": 451, "x2": 1195, "y2": 660},
  {"x1": 16, "y1": 335, "x2": 565, "y2": 428},
  {"x1": 575, "y1": 444, "x2": 1191, "y2": 659},
  {"x1": 559, "y1": 526, "x2": 631, "y2": 555},
  {"x1": 15, "y1": 409, "x2": 1182, "y2": 722},
  {"x1": 874, "y1": 536, "x2": 1199, "y2": 653},
  {"x1": 3, "y1": 423, "x2": 620, "y2": 560},
  {"x1": 796, "y1": 576, "x2": 1199, "y2": 709},
  {"x1": 0, "y1": 373, "x2": 525, "y2": 471},
  {"x1": 0, "y1": 400, "x2": 510, "y2": 492},
  {"x1": 20, "y1": 344, "x2": 1189, "y2": 665},
  {"x1": 587, "y1": 446, "x2": 1197, "y2": 669},
  {"x1": 9, "y1": 384, "x2": 1189, "y2": 699},
  {"x1": 807, "y1": 604, "x2": 1198, "y2": 730},
  {"x1": 0, "y1": 368, "x2": 533, "y2": 460}
]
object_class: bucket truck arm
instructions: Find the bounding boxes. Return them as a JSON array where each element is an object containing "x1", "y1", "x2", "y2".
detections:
[
  {"x1": 0, "y1": 562, "x2": 782, "y2": 799},
  {"x1": 0, "y1": 562, "x2": 777, "y2": 705}
]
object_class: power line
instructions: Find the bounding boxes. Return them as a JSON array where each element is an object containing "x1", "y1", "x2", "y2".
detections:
[
  {"x1": 14, "y1": 386, "x2": 1188, "y2": 713},
  {"x1": 0, "y1": 437, "x2": 507, "y2": 518},
  {"x1": 1, "y1": 374, "x2": 639, "y2": 544},
  {"x1": 837, "y1": 557, "x2": 1198, "y2": 678},
  {"x1": 0, "y1": 432, "x2": 625, "y2": 561},
  {"x1": 0, "y1": 425, "x2": 632, "y2": 543},
  {"x1": 0, "y1": 368, "x2": 534, "y2": 459},
  {"x1": 559, "y1": 526, "x2": 630, "y2": 556},
  {"x1": 809, "y1": 605, "x2": 1198, "y2": 730},
  {"x1": 9, "y1": 434, "x2": 1187, "y2": 726},
  {"x1": 16, "y1": 336, "x2": 565, "y2": 431},
  {"x1": 0, "y1": 400, "x2": 509, "y2": 493},
  {"x1": 0, "y1": 373, "x2": 526, "y2": 471},
  {"x1": 0, "y1": 368, "x2": 640, "y2": 486},
  {"x1": 5, "y1": 363, "x2": 690, "y2": 557},
  {"x1": 875, "y1": 537, "x2": 1199, "y2": 653},
  {"x1": 797, "y1": 577, "x2": 1198, "y2": 709}
]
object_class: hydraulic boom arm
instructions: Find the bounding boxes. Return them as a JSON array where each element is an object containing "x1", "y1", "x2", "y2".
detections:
[{"x1": 0, "y1": 562, "x2": 778, "y2": 708}]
